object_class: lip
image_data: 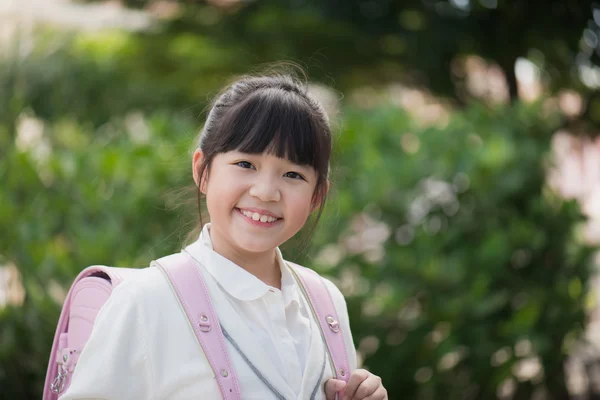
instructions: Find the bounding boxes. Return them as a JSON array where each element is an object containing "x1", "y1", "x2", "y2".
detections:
[{"x1": 236, "y1": 207, "x2": 282, "y2": 219}]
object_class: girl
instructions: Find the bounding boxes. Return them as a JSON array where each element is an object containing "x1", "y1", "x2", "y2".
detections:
[{"x1": 60, "y1": 73, "x2": 387, "y2": 400}]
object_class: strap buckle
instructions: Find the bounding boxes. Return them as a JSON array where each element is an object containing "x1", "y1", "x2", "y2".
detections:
[{"x1": 50, "y1": 362, "x2": 68, "y2": 394}]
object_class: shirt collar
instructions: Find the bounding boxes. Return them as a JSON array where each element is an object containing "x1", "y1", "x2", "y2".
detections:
[{"x1": 185, "y1": 223, "x2": 300, "y2": 307}]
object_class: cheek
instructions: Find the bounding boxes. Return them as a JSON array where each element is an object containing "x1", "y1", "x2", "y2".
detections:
[
  {"x1": 287, "y1": 189, "x2": 316, "y2": 219},
  {"x1": 205, "y1": 176, "x2": 244, "y2": 213}
]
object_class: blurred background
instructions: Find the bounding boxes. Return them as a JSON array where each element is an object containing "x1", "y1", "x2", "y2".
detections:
[{"x1": 2, "y1": 0, "x2": 600, "y2": 398}]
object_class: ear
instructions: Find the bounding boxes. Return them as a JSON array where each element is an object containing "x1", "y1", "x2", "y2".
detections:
[
  {"x1": 311, "y1": 179, "x2": 330, "y2": 213},
  {"x1": 192, "y1": 149, "x2": 208, "y2": 194}
]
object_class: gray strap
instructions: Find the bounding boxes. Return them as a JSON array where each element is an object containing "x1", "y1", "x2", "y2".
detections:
[
  {"x1": 222, "y1": 327, "x2": 288, "y2": 400},
  {"x1": 310, "y1": 350, "x2": 328, "y2": 400}
]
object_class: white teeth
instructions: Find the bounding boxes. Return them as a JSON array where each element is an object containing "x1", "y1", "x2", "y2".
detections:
[{"x1": 240, "y1": 209, "x2": 278, "y2": 223}]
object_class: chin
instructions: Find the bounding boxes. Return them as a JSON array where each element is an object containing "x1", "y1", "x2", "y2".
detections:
[{"x1": 234, "y1": 237, "x2": 279, "y2": 254}]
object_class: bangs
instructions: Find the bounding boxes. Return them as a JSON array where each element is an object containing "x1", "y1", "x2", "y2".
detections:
[{"x1": 213, "y1": 88, "x2": 329, "y2": 171}]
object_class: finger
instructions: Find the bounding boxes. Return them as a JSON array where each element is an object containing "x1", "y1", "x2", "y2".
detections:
[
  {"x1": 324, "y1": 378, "x2": 346, "y2": 400},
  {"x1": 363, "y1": 386, "x2": 388, "y2": 400},
  {"x1": 343, "y1": 369, "x2": 370, "y2": 399},
  {"x1": 353, "y1": 374, "x2": 381, "y2": 399}
]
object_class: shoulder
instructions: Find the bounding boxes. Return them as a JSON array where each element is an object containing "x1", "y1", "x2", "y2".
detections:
[
  {"x1": 90, "y1": 265, "x2": 171, "y2": 331},
  {"x1": 115, "y1": 264, "x2": 171, "y2": 301},
  {"x1": 321, "y1": 276, "x2": 346, "y2": 305},
  {"x1": 121, "y1": 264, "x2": 167, "y2": 289},
  {"x1": 101, "y1": 263, "x2": 176, "y2": 329},
  {"x1": 285, "y1": 260, "x2": 348, "y2": 312}
]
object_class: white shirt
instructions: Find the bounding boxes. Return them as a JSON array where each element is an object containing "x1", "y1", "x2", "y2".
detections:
[{"x1": 60, "y1": 225, "x2": 357, "y2": 399}]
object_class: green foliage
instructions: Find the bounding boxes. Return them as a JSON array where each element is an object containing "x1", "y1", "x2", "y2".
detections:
[
  {"x1": 0, "y1": 26, "x2": 596, "y2": 399},
  {"x1": 0, "y1": 110, "x2": 198, "y2": 398},
  {"x1": 83, "y1": 0, "x2": 599, "y2": 104},
  {"x1": 307, "y1": 103, "x2": 596, "y2": 398}
]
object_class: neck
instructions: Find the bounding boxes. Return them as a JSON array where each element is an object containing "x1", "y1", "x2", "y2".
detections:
[{"x1": 208, "y1": 228, "x2": 282, "y2": 289}]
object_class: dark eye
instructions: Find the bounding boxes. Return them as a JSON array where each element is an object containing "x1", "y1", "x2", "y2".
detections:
[
  {"x1": 235, "y1": 161, "x2": 254, "y2": 169},
  {"x1": 284, "y1": 171, "x2": 305, "y2": 180}
]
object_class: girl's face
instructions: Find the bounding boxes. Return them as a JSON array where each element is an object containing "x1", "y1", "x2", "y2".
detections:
[{"x1": 193, "y1": 149, "x2": 322, "y2": 257}]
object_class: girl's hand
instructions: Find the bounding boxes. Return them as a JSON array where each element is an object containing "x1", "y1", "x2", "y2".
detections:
[{"x1": 324, "y1": 369, "x2": 387, "y2": 400}]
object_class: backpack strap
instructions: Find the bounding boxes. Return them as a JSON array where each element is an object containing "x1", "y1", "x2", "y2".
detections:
[
  {"x1": 288, "y1": 263, "x2": 351, "y2": 384},
  {"x1": 154, "y1": 252, "x2": 242, "y2": 400}
]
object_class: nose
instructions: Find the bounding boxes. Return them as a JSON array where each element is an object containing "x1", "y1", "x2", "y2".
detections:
[{"x1": 248, "y1": 173, "x2": 281, "y2": 202}]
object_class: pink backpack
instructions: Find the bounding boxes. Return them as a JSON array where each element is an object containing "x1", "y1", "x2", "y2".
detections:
[{"x1": 43, "y1": 251, "x2": 350, "y2": 399}]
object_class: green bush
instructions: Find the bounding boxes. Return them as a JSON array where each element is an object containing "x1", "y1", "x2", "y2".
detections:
[
  {"x1": 0, "y1": 111, "x2": 198, "y2": 398},
  {"x1": 307, "y1": 103, "x2": 596, "y2": 399}
]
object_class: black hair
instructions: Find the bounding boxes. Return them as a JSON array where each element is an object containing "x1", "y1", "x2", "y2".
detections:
[{"x1": 195, "y1": 72, "x2": 332, "y2": 236}]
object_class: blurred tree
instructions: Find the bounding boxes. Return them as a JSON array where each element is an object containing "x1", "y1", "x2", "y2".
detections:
[
  {"x1": 1, "y1": 1, "x2": 599, "y2": 398},
  {"x1": 305, "y1": 101, "x2": 597, "y2": 399},
  {"x1": 8, "y1": 1, "x2": 600, "y2": 128},
  {"x1": 0, "y1": 110, "x2": 197, "y2": 398},
  {"x1": 77, "y1": 0, "x2": 600, "y2": 124},
  {"x1": 3, "y1": 88, "x2": 594, "y2": 398}
]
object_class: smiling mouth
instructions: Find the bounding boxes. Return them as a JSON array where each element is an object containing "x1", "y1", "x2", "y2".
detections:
[{"x1": 236, "y1": 208, "x2": 281, "y2": 223}]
